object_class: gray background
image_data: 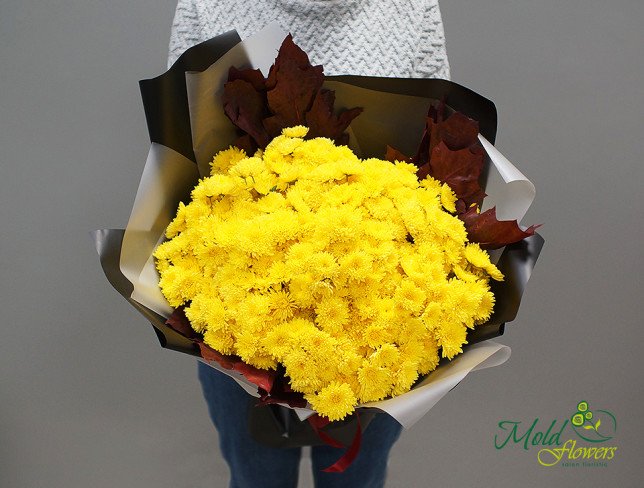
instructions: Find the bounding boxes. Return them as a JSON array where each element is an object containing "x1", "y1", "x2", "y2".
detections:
[{"x1": 1, "y1": 0, "x2": 643, "y2": 486}]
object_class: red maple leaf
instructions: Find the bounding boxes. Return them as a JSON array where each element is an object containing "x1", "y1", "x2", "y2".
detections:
[
  {"x1": 387, "y1": 102, "x2": 539, "y2": 249},
  {"x1": 424, "y1": 141, "x2": 486, "y2": 208},
  {"x1": 222, "y1": 77, "x2": 270, "y2": 149},
  {"x1": 305, "y1": 89, "x2": 363, "y2": 145},
  {"x1": 459, "y1": 205, "x2": 541, "y2": 250},
  {"x1": 222, "y1": 34, "x2": 361, "y2": 151}
]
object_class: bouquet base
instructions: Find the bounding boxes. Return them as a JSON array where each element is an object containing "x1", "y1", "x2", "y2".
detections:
[{"x1": 248, "y1": 403, "x2": 376, "y2": 448}]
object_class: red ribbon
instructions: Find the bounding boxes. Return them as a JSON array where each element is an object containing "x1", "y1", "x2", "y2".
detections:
[{"x1": 307, "y1": 413, "x2": 363, "y2": 473}]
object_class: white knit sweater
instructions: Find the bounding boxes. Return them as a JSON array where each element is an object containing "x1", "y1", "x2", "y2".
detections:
[{"x1": 168, "y1": 0, "x2": 450, "y2": 79}]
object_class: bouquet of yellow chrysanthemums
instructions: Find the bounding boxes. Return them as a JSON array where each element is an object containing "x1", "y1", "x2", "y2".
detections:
[
  {"x1": 155, "y1": 124, "x2": 504, "y2": 421},
  {"x1": 93, "y1": 24, "x2": 542, "y2": 464}
]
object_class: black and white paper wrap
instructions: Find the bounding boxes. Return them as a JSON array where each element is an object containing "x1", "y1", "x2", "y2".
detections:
[{"x1": 93, "y1": 24, "x2": 543, "y2": 430}]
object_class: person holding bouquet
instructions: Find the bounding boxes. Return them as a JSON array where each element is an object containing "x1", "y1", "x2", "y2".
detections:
[{"x1": 167, "y1": 1, "x2": 451, "y2": 487}]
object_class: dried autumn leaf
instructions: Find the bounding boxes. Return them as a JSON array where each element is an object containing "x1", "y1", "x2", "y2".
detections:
[
  {"x1": 305, "y1": 89, "x2": 363, "y2": 145},
  {"x1": 385, "y1": 145, "x2": 412, "y2": 163},
  {"x1": 396, "y1": 101, "x2": 538, "y2": 248},
  {"x1": 227, "y1": 66, "x2": 266, "y2": 91},
  {"x1": 196, "y1": 341, "x2": 276, "y2": 392},
  {"x1": 165, "y1": 307, "x2": 276, "y2": 392},
  {"x1": 264, "y1": 34, "x2": 325, "y2": 134},
  {"x1": 222, "y1": 78, "x2": 270, "y2": 148},
  {"x1": 428, "y1": 141, "x2": 486, "y2": 208},
  {"x1": 233, "y1": 361, "x2": 277, "y2": 393},
  {"x1": 412, "y1": 99, "x2": 447, "y2": 164},
  {"x1": 460, "y1": 205, "x2": 540, "y2": 250},
  {"x1": 405, "y1": 106, "x2": 486, "y2": 208},
  {"x1": 421, "y1": 108, "x2": 485, "y2": 207},
  {"x1": 198, "y1": 342, "x2": 236, "y2": 369},
  {"x1": 166, "y1": 306, "x2": 201, "y2": 341},
  {"x1": 232, "y1": 134, "x2": 256, "y2": 155},
  {"x1": 258, "y1": 383, "x2": 308, "y2": 408},
  {"x1": 427, "y1": 111, "x2": 480, "y2": 154},
  {"x1": 223, "y1": 34, "x2": 361, "y2": 148}
]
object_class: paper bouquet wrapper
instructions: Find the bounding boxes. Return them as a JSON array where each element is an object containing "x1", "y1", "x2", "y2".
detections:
[{"x1": 92, "y1": 24, "x2": 543, "y2": 444}]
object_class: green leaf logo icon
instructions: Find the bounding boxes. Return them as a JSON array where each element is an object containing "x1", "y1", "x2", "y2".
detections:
[{"x1": 570, "y1": 401, "x2": 616, "y2": 443}]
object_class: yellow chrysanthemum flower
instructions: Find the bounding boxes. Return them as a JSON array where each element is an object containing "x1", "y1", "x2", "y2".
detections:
[
  {"x1": 211, "y1": 146, "x2": 246, "y2": 174},
  {"x1": 307, "y1": 382, "x2": 357, "y2": 421},
  {"x1": 184, "y1": 294, "x2": 226, "y2": 334},
  {"x1": 267, "y1": 289, "x2": 298, "y2": 322},
  {"x1": 315, "y1": 296, "x2": 349, "y2": 333},
  {"x1": 357, "y1": 362, "x2": 393, "y2": 402},
  {"x1": 440, "y1": 183, "x2": 458, "y2": 213},
  {"x1": 203, "y1": 326, "x2": 235, "y2": 355},
  {"x1": 435, "y1": 320, "x2": 468, "y2": 360},
  {"x1": 464, "y1": 243, "x2": 504, "y2": 281},
  {"x1": 391, "y1": 360, "x2": 420, "y2": 395},
  {"x1": 370, "y1": 344, "x2": 400, "y2": 367}
]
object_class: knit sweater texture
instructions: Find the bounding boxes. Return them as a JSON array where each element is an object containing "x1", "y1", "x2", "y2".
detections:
[{"x1": 168, "y1": 0, "x2": 450, "y2": 79}]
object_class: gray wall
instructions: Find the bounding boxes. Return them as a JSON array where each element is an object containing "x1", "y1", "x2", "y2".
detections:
[{"x1": 1, "y1": 1, "x2": 642, "y2": 486}]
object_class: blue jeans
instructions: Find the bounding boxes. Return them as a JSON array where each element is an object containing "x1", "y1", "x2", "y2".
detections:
[{"x1": 198, "y1": 362, "x2": 402, "y2": 488}]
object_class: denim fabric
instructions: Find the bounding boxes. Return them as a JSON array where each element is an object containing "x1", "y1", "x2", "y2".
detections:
[{"x1": 198, "y1": 362, "x2": 402, "y2": 488}]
